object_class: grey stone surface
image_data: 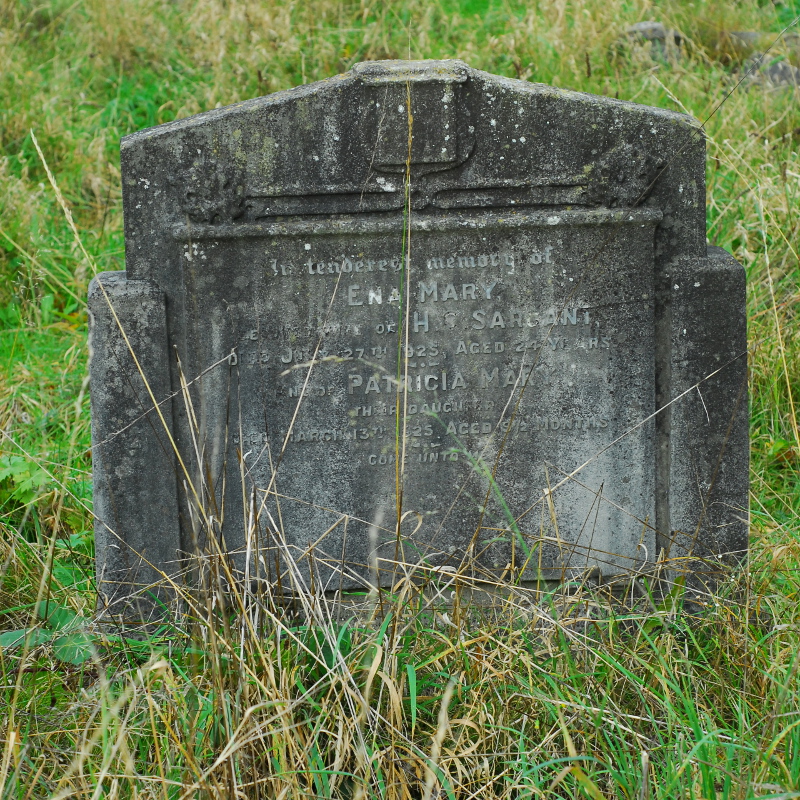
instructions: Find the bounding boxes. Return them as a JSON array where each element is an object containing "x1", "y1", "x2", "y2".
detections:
[
  {"x1": 745, "y1": 55, "x2": 800, "y2": 89},
  {"x1": 88, "y1": 59, "x2": 748, "y2": 613},
  {"x1": 88, "y1": 274, "x2": 181, "y2": 619},
  {"x1": 661, "y1": 248, "x2": 749, "y2": 594},
  {"x1": 623, "y1": 21, "x2": 683, "y2": 61}
]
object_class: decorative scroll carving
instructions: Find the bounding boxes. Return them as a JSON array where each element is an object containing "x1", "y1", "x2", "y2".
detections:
[{"x1": 585, "y1": 142, "x2": 666, "y2": 208}]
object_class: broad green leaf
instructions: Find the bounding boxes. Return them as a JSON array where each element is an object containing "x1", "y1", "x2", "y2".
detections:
[
  {"x1": 0, "y1": 455, "x2": 50, "y2": 504},
  {"x1": 35, "y1": 600, "x2": 82, "y2": 631},
  {"x1": 53, "y1": 631, "x2": 95, "y2": 665},
  {"x1": 0, "y1": 628, "x2": 54, "y2": 649},
  {"x1": 61, "y1": 530, "x2": 94, "y2": 556},
  {"x1": 53, "y1": 564, "x2": 91, "y2": 588}
]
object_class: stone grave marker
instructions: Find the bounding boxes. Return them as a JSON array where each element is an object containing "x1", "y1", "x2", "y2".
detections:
[{"x1": 89, "y1": 60, "x2": 748, "y2": 618}]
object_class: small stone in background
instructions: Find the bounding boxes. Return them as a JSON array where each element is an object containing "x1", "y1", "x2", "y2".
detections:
[
  {"x1": 745, "y1": 55, "x2": 800, "y2": 89},
  {"x1": 624, "y1": 21, "x2": 683, "y2": 62},
  {"x1": 713, "y1": 30, "x2": 800, "y2": 83}
]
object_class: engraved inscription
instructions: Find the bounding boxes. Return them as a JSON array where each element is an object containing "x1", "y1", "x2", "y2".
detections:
[
  {"x1": 231, "y1": 233, "x2": 620, "y2": 470},
  {"x1": 178, "y1": 210, "x2": 658, "y2": 585}
]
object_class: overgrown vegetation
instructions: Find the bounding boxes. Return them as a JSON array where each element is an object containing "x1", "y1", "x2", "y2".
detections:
[{"x1": 1, "y1": 0, "x2": 799, "y2": 797}]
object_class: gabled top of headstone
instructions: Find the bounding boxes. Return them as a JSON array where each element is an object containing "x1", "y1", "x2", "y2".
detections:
[
  {"x1": 121, "y1": 59, "x2": 705, "y2": 287},
  {"x1": 351, "y1": 59, "x2": 469, "y2": 82}
]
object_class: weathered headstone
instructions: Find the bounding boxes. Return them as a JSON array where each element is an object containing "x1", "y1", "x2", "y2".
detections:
[{"x1": 89, "y1": 60, "x2": 748, "y2": 618}]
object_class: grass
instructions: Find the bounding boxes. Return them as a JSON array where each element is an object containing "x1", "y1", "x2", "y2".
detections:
[{"x1": 1, "y1": 0, "x2": 800, "y2": 797}]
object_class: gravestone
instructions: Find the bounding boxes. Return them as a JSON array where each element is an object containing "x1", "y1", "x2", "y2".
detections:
[{"x1": 88, "y1": 60, "x2": 748, "y2": 619}]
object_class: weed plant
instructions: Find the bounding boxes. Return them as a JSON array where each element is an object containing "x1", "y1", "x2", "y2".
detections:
[{"x1": 1, "y1": 0, "x2": 800, "y2": 797}]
